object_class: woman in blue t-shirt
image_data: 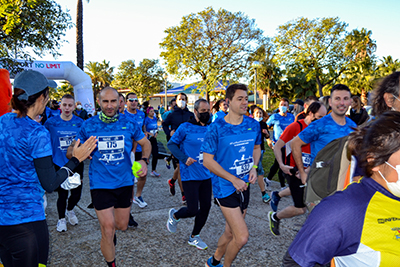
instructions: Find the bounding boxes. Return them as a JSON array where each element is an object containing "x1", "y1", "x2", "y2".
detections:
[
  {"x1": 0, "y1": 70, "x2": 96, "y2": 267},
  {"x1": 144, "y1": 107, "x2": 160, "y2": 177}
]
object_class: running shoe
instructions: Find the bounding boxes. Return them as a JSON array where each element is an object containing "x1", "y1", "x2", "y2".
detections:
[
  {"x1": 165, "y1": 157, "x2": 171, "y2": 169},
  {"x1": 262, "y1": 193, "x2": 271, "y2": 204},
  {"x1": 128, "y1": 214, "x2": 138, "y2": 227},
  {"x1": 168, "y1": 179, "x2": 175, "y2": 196},
  {"x1": 188, "y1": 235, "x2": 208, "y2": 250},
  {"x1": 66, "y1": 210, "x2": 78, "y2": 225},
  {"x1": 270, "y1": 191, "x2": 280, "y2": 212},
  {"x1": 57, "y1": 218, "x2": 67, "y2": 232},
  {"x1": 263, "y1": 177, "x2": 271, "y2": 191},
  {"x1": 133, "y1": 196, "x2": 148, "y2": 208},
  {"x1": 150, "y1": 171, "x2": 160, "y2": 177},
  {"x1": 182, "y1": 195, "x2": 187, "y2": 205},
  {"x1": 268, "y1": 211, "x2": 280, "y2": 236},
  {"x1": 166, "y1": 208, "x2": 180, "y2": 233},
  {"x1": 205, "y1": 256, "x2": 223, "y2": 267}
]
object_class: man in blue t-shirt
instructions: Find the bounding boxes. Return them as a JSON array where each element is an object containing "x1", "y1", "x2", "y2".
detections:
[
  {"x1": 202, "y1": 84, "x2": 261, "y2": 267},
  {"x1": 68, "y1": 87, "x2": 150, "y2": 267},
  {"x1": 45, "y1": 94, "x2": 84, "y2": 233},
  {"x1": 291, "y1": 84, "x2": 357, "y2": 185},
  {"x1": 124, "y1": 92, "x2": 148, "y2": 209}
]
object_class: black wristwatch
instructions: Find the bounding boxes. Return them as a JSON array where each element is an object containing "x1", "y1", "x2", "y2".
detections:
[{"x1": 141, "y1": 158, "x2": 149, "y2": 165}]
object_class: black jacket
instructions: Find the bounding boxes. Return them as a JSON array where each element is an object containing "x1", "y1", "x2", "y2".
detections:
[
  {"x1": 162, "y1": 106, "x2": 193, "y2": 140},
  {"x1": 73, "y1": 109, "x2": 89, "y2": 120}
]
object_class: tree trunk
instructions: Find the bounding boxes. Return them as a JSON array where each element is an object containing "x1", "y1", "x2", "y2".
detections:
[
  {"x1": 316, "y1": 75, "x2": 323, "y2": 97},
  {"x1": 361, "y1": 88, "x2": 368, "y2": 106},
  {"x1": 76, "y1": 0, "x2": 84, "y2": 70}
]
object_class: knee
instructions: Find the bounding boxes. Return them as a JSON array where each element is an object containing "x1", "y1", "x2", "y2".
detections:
[
  {"x1": 235, "y1": 232, "x2": 249, "y2": 248},
  {"x1": 100, "y1": 222, "x2": 115, "y2": 239},
  {"x1": 116, "y1": 221, "x2": 128, "y2": 231}
]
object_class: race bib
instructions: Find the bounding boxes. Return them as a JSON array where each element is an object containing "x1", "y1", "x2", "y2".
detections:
[
  {"x1": 197, "y1": 152, "x2": 204, "y2": 165},
  {"x1": 232, "y1": 156, "x2": 254, "y2": 176},
  {"x1": 302, "y1": 153, "x2": 311, "y2": 168},
  {"x1": 59, "y1": 135, "x2": 75, "y2": 151},
  {"x1": 98, "y1": 135, "x2": 125, "y2": 154}
]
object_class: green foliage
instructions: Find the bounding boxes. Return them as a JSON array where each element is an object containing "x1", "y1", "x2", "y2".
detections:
[
  {"x1": 85, "y1": 60, "x2": 114, "y2": 99},
  {"x1": 112, "y1": 59, "x2": 165, "y2": 99},
  {"x1": 49, "y1": 81, "x2": 74, "y2": 100},
  {"x1": 160, "y1": 6, "x2": 265, "y2": 99},
  {"x1": 0, "y1": 0, "x2": 72, "y2": 71},
  {"x1": 274, "y1": 17, "x2": 376, "y2": 97}
]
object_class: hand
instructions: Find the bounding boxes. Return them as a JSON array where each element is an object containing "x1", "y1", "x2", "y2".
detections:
[
  {"x1": 262, "y1": 129, "x2": 270, "y2": 139},
  {"x1": 280, "y1": 164, "x2": 294, "y2": 175},
  {"x1": 232, "y1": 178, "x2": 248, "y2": 192},
  {"x1": 248, "y1": 168, "x2": 257, "y2": 184},
  {"x1": 267, "y1": 139, "x2": 274, "y2": 149},
  {"x1": 185, "y1": 157, "x2": 197, "y2": 166},
  {"x1": 154, "y1": 132, "x2": 158, "y2": 138},
  {"x1": 72, "y1": 136, "x2": 97, "y2": 162},
  {"x1": 299, "y1": 170, "x2": 308, "y2": 185},
  {"x1": 170, "y1": 129, "x2": 175, "y2": 137},
  {"x1": 137, "y1": 160, "x2": 148, "y2": 177}
]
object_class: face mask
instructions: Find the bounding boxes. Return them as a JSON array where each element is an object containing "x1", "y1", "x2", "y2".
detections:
[
  {"x1": 76, "y1": 104, "x2": 82, "y2": 110},
  {"x1": 255, "y1": 117, "x2": 263, "y2": 122},
  {"x1": 280, "y1": 106, "x2": 287, "y2": 113},
  {"x1": 177, "y1": 100, "x2": 186, "y2": 108},
  {"x1": 378, "y1": 162, "x2": 400, "y2": 197},
  {"x1": 198, "y1": 111, "x2": 210, "y2": 124}
]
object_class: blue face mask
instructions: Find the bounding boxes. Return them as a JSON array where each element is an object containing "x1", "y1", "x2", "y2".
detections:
[
  {"x1": 280, "y1": 106, "x2": 287, "y2": 113},
  {"x1": 255, "y1": 117, "x2": 263, "y2": 122}
]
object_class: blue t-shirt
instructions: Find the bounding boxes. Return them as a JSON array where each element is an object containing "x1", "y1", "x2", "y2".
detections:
[
  {"x1": 212, "y1": 110, "x2": 227, "y2": 123},
  {"x1": 144, "y1": 116, "x2": 158, "y2": 134},
  {"x1": 298, "y1": 113, "x2": 356, "y2": 164},
  {"x1": 49, "y1": 108, "x2": 61, "y2": 118},
  {"x1": 0, "y1": 113, "x2": 52, "y2": 226},
  {"x1": 124, "y1": 109, "x2": 145, "y2": 152},
  {"x1": 44, "y1": 115, "x2": 84, "y2": 167},
  {"x1": 266, "y1": 112, "x2": 295, "y2": 143},
  {"x1": 76, "y1": 114, "x2": 145, "y2": 190},
  {"x1": 201, "y1": 116, "x2": 261, "y2": 198},
  {"x1": 170, "y1": 122, "x2": 213, "y2": 182}
]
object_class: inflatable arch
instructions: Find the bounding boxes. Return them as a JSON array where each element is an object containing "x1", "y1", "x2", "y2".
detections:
[{"x1": 10, "y1": 60, "x2": 95, "y2": 114}]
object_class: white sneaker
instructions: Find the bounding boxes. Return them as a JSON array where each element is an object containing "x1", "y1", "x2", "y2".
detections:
[
  {"x1": 132, "y1": 196, "x2": 147, "y2": 208},
  {"x1": 57, "y1": 218, "x2": 67, "y2": 232},
  {"x1": 66, "y1": 210, "x2": 78, "y2": 225},
  {"x1": 263, "y1": 177, "x2": 271, "y2": 191}
]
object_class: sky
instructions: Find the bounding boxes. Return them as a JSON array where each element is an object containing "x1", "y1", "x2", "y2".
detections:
[{"x1": 40, "y1": 0, "x2": 400, "y2": 84}]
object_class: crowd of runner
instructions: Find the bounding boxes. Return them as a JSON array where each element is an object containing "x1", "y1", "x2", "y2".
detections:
[{"x1": 0, "y1": 69, "x2": 399, "y2": 267}]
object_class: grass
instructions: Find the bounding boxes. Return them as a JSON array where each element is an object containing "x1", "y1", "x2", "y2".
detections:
[{"x1": 157, "y1": 126, "x2": 278, "y2": 182}]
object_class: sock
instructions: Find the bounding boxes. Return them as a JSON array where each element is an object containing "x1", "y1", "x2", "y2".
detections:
[
  {"x1": 212, "y1": 256, "x2": 220, "y2": 266},
  {"x1": 181, "y1": 192, "x2": 185, "y2": 197},
  {"x1": 113, "y1": 233, "x2": 117, "y2": 246},
  {"x1": 262, "y1": 191, "x2": 266, "y2": 196},
  {"x1": 106, "y1": 259, "x2": 116, "y2": 267},
  {"x1": 276, "y1": 193, "x2": 281, "y2": 200},
  {"x1": 170, "y1": 178, "x2": 176, "y2": 184},
  {"x1": 273, "y1": 212, "x2": 280, "y2": 221}
]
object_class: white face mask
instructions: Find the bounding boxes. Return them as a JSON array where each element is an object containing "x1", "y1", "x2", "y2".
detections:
[
  {"x1": 255, "y1": 117, "x2": 262, "y2": 122},
  {"x1": 378, "y1": 162, "x2": 400, "y2": 197},
  {"x1": 77, "y1": 104, "x2": 82, "y2": 110},
  {"x1": 177, "y1": 100, "x2": 186, "y2": 108}
]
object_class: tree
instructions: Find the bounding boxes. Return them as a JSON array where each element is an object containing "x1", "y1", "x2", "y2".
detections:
[
  {"x1": 160, "y1": 7, "x2": 265, "y2": 100},
  {"x1": 49, "y1": 81, "x2": 74, "y2": 100},
  {"x1": 274, "y1": 17, "x2": 376, "y2": 97},
  {"x1": 0, "y1": 0, "x2": 72, "y2": 71},
  {"x1": 76, "y1": 0, "x2": 89, "y2": 70},
  {"x1": 377, "y1": 56, "x2": 400, "y2": 77},
  {"x1": 112, "y1": 59, "x2": 165, "y2": 98},
  {"x1": 85, "y1": 60, "x2": 114, "y2": 99}
]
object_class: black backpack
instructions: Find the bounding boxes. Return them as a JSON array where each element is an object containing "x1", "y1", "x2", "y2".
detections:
[{"x1": 304, "y1": 135, "x2": 351, "y2": 212}]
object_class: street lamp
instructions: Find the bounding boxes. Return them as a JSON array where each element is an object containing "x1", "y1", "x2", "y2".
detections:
[
  {"x1": 163, "y1": 73, "x2": 168, "y2": 110},
  {"x1": 252, "y1": 61, "x2": 261, "y2": 106}
]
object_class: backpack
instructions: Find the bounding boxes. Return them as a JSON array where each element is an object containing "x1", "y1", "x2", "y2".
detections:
[{"x1": 304, "y1": 135, "x2": 352, "y2": 212}]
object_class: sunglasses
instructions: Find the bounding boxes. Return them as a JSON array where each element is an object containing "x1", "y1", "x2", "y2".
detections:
[{"x1": 128, "y1": 98, "x2": 138, "y2": 102}]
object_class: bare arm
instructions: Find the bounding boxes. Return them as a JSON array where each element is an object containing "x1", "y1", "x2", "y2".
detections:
[
  {"x1": 203, "y1": 152, "x2": 248, "y2": 192},
  {"x1": 135, "y1": 136, "x2": 151, "y2": 177},
  {"x1": 274, "y1": 139, "x2": 293, "y2": 175},
  {"x1": 291, "y1": 136, "x2": 307, "y2": 184},
  {"x1": 249, "y1": 145, "x2": 261, "y2": 184}
]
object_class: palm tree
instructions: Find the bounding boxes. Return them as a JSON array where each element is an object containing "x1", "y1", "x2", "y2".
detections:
[
  {"x1": 85, "y1": 60, "x2": 114, "y2": 100},
  {"x1": 76, "y1": 0, "x2": 89, "y2": 70}
]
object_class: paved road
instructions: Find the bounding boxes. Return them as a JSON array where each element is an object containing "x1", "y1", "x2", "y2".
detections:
[{"x1": 44, "y1": 159, "x2": 306, "y2": 267}]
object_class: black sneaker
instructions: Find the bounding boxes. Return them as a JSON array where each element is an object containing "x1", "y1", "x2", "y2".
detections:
[
  {"x1": 268, "y1": 211, "x2": 280, "y2": 236},
  {"x1": 128, "y1": 214, "x2": 138, "y2": 227},
  {"x1": 168, "y1": 179, "x2": 176, "y2": 196}
]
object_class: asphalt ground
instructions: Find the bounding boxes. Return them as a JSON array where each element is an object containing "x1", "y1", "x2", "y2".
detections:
[{"x1": 41, "y1": 157, "x2": 307, "y2": 267}]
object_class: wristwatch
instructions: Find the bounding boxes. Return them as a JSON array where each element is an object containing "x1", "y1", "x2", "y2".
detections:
[{"x1": 141, "y1": 158, "x2": 149, "y2": 165}]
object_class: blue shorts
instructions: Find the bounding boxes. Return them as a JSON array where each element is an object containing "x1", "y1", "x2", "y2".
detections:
[{"x1": 257, "y1": 150, "x2": 265, "y2": 176}]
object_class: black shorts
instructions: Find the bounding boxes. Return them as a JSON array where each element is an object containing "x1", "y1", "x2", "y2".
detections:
[
  {"x1": 90, "y1": 185, "x2": 133, "y2": 210},
  {"x1": 135, "y1": 151, "x2": 142, "y2": 161},
  {"x1": 215, "y1": 187, "x2": 250, "y2": 213},
  {"x1": 285, "y1": 173, "x2": 306, "y2": 208}
]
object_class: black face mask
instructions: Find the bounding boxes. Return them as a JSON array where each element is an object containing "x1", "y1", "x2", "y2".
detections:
[{"x1": 198, "y1": 111, "x2": 211, "y2": 124}]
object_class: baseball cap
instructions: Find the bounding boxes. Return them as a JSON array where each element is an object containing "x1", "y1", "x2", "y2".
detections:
[
  {"x1": 14, "y1": 70, "x2": 57, "y2": 100},
  {"x1": 292, "y1": 99, "x2": 304, "y2": 106}
]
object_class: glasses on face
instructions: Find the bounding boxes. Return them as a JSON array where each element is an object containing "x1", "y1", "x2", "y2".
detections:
[{"x1": 128, "y1": 98, "x2": 138, "y2": 102}]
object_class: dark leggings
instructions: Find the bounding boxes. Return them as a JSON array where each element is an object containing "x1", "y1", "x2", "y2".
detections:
[
  {"x1": 0, "y1": 220, "x2": 49, "y2": 267},
  {"x1": 55, "y1": 162, "x2": 84, "y2": 219},
  {"x1": 149, "y1": 136, "x2": 159, "y2": 171},
  {"x1": 174, "y1": 179, "x2": 212, "y2": 236},
  {"x1": 268, "y1": 158, "x2": 286, "y2": 187}
]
